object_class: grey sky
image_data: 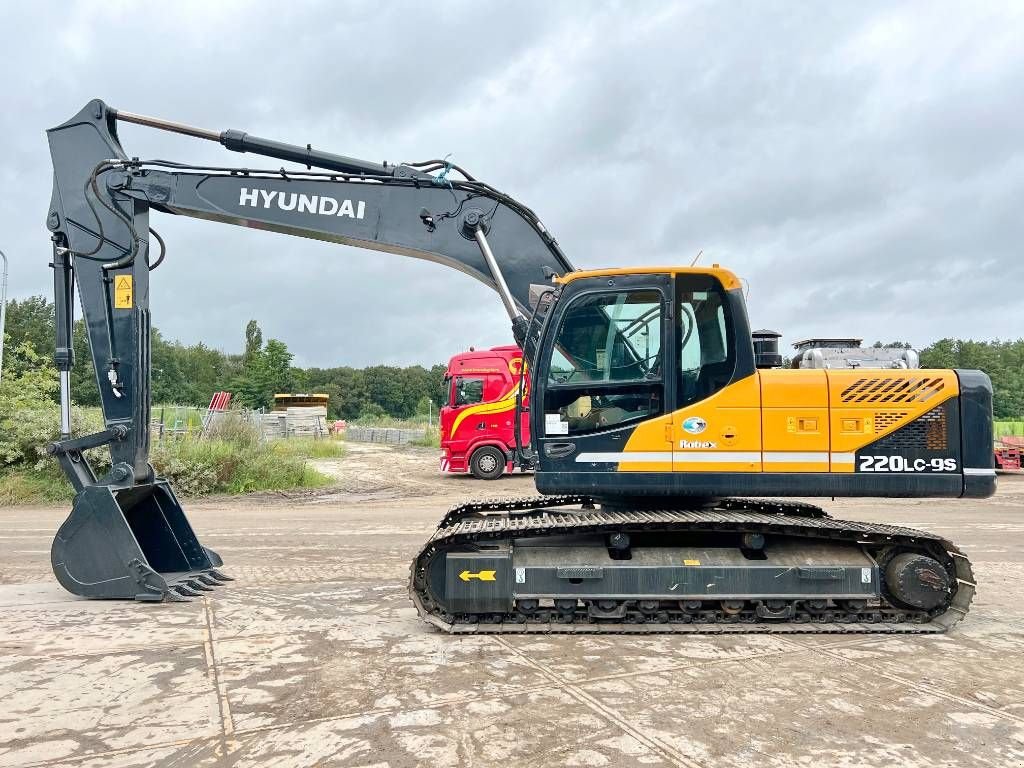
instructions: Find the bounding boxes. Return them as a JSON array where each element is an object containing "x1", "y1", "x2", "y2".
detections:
[{"x1": 2, "y1": 1, "x2": 1021, "y2": 367}]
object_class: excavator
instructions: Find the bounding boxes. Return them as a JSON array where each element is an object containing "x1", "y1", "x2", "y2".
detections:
[{"x1": 44, "y1": 100, "x2": 995, "y2": 633}]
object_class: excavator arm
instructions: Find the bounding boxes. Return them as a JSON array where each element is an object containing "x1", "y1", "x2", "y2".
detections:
[{"x1": 44, "y1": 99, "x2": 571, "y2": 599}]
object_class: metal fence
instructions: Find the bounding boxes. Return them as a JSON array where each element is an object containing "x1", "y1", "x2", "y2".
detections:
[
  {"x1": 151, "y1": 406, "x2": 263, "y2": 442},
  {"x1": 345, "y1": 426, "x2": 426, "y2": 445}
]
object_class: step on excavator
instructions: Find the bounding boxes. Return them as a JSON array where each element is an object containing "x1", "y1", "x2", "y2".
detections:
[{"x1": 44, "y1": 100, "x2": 995, "y2": 632}]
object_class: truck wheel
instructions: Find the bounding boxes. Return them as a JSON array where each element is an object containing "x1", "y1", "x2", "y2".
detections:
[{"x1": 470, "y1": 446, "x2": 506, "y2": 480}]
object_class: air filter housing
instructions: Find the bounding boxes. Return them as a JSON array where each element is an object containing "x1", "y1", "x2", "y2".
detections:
[{"x1": 752, "y1": 329, "x2": 783, "y2": 369}]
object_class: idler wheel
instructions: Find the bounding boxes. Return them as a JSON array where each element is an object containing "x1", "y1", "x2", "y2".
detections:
[{"x1": 885, "y1": 553, "x2": 951, "y2": 611}]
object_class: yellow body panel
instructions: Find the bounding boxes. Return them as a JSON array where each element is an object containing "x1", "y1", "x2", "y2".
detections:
[
  {"x1": 613, "y1": 368, "x2": 960, "y2": 475},
  {"x1": 558, "y1": 266, "x2": 964, "y2": 477},
  {"x1": 759, "y1": 369, "x2": 830, "y2": 472},
  {"x1": 616, "y1": 412, "x2": 673, "y2": 472},
  {"x1": 826, "y1": 370, "x2": 958, "y2": 471}
]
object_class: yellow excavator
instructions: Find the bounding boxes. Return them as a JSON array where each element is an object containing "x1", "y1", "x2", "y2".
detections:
[{"x1": 44, "y1": 100, "x2": 993, "y2": 633}]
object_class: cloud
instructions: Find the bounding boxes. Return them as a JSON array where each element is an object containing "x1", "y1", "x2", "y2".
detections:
[{"x1": 1, "y1": 0, "x2": 1021, "y2": 368}]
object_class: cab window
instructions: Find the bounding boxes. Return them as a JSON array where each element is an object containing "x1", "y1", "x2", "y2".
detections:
[
  {"x1": 453, "y1": 376, "x2": 484, "y2": 407},
  {"x1": 547, "y1": 290, "x2": 662, "y2": 384},
  {"x1": 677, "y1": 277, "x2": 736, "y2": 406},
  {"x1": 544, "y1": 289, "x2": 664, "y2": 435}
]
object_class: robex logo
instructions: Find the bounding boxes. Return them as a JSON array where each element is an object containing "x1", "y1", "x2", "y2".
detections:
[
  {"x1": 238, "y1": 188, "x2": 366, "y2": 219},
  {"x1": 682, "y1": 416, "x2": 707, "y2": 435}
]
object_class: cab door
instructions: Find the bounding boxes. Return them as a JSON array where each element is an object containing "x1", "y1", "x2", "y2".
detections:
[
  {"x1": 534, "y1": 274, "x2": 673, "y2": 478},
  {"x1": 446, "y1": 373, "x2": 487, "y2": 453},
  {"x1": 669, "y1": 273, "x2": 762, "y2": 472}
]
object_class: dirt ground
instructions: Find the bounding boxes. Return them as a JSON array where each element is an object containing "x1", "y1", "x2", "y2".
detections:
[{"x1": 1, "y1": 443, "x2": 1023, "y2": 767}]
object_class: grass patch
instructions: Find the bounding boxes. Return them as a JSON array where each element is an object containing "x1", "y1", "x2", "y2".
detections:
[
  {"x1": 0, "y1": 465, "x2": 74, "y2": 506},
  {"x1": 410, "y1": 428, "x2": 440, "y2": 448},
  {"x1": 270, "y1": 437, "x2": 346, "y2": 459},
  {"x1": 351, "y1": 414, "x2": 434, "y2": 430},
  {"x1": 995, "y1": 421, "x2": 1024, "y2": 438},
  {"x1": 0, "y1": 428, "x2": 342, "y2": 506},
  {"x1": 151, "y1": 438, "x2": 334, "y2": 496}
]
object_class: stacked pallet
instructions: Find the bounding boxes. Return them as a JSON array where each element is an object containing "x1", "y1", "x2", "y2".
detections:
[
  {"x1": 285, "y1": 406, "x2": 328, "y2": 438},
  {"x1": 255, "y1": 406, "x2": 329, "y2": 440},
  {"x1": 258, "y1": 411, "x2": 286, "y2": 440}
]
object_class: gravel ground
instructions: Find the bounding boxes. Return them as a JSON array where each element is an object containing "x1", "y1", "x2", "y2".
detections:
[{"x1": 1, "y1": 444, "x2": 1022, "y2": 767}]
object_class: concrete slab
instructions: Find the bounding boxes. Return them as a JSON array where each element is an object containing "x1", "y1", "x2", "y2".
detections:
[
  {"x1": 1, "y1": 454, "x2": 1022, "y2": 767},
  {"x1": 572, "y1": 654, "x2": 1024, "y2": 767},
  {"x1": 0, "y1": 645, "x2": 220, "y2": 767}
]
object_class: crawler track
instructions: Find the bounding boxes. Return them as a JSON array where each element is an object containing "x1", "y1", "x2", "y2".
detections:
[{"x1": 410, "y1": 496, "x2": 974, "y2": 634}]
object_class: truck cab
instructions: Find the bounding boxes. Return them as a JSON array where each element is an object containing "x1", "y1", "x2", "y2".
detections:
[{"x1": 439, "y1": 345, "x2": 530, "y2": 479}]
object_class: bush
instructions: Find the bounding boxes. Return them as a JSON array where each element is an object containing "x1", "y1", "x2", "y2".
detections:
[
  {"x1": 359, "y1": 402, "x2": 387, "y2": 420},
  {"x1": 0, "y1": 343, "x2": 335, "y2": 503},
  {"x1": 0, "y1": 343, "x2": 61, "y2": 468},
  {"x1": 995, "y1": 421, "x2": 1024, "y2": 438},
  {"x1": 150, "y1": 438, "x2": 332, "y2": 497},
  {"x1": 203, "y1": 410, "x2": 260, "y2": 447}
]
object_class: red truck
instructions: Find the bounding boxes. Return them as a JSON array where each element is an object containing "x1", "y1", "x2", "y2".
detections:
[{"x1": 439, "y1": 345, "x2": 530, "y2": 479}]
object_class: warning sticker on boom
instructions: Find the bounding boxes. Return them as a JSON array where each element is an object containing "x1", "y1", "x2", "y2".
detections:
[{"x1": 114, "y1": 276, "x2": 133, "y2": 309}]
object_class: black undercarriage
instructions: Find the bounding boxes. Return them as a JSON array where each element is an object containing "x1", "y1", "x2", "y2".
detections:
[{"x1": 410, "y1": 496, "x2": 974, "y2": 634}]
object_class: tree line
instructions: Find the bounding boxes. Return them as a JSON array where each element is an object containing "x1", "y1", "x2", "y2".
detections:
[
  {"x1": 3, "y1": 296, "x2": 1022, "y2": 419},
  {"x1": 2, "y1": 297, "x2": 447, "y2": 421}
]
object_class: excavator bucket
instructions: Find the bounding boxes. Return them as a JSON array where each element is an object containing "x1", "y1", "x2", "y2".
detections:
[{"x1": 51, "y1": 480, "x2": 230, "y2": 601}]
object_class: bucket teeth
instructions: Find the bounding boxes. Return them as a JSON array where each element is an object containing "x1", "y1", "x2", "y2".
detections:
[
  {"x1": 196, "y1": 574, "x2": 222, "y2": 587},
  {"x1": 186, "y1": 579, "x2": 214, "y2": 592},
  {"x1": 210, "y1": 569, "x2": 234, "y2": 582},
  {"x1": 172, "y1": 584, "x2": 202, "y2": 598}
]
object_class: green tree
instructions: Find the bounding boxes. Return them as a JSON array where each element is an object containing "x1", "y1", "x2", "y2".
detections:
[
  {"x1": 0, "y1": 343, "x2": 60, "y2": 467},
  {"x1": 359, "y1": 402, "x2": 386, "y2": 420},
  {"x1": 362, "y1": 365, "x2": 411, "y2": 417},
  {"x1": 69, "y1": 319, "x2": 100, "y2": 406},
  {"x1": 2, "y1": 296, "x2": 54, "y2": 359},
  {"x1": 259, "y1": 340, "x2": 295, "y2": 396},
  {"x1": 243, "y1": 320, "x2": 263, "y2": 364},
  {"x1": 920, "y1": 338, "x2": 1024, "y2": 419},
  {"x1": 233, "y1": 338, "x2": 295, "y2": 410}
]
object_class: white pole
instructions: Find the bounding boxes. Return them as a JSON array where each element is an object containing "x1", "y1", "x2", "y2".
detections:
[{"x1": 0, "y1": 249, "x2": 8, "y2": 382}]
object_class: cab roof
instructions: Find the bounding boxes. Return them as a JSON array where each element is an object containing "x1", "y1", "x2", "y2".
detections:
[{"x1": 555, "y1": 266, "x2": 741, "y2": 291}]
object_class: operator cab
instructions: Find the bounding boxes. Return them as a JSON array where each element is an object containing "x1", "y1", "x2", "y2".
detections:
[{"x1": 532, "y1": 267, "x2": 755, "y2": 495}]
